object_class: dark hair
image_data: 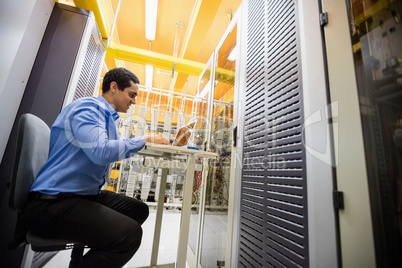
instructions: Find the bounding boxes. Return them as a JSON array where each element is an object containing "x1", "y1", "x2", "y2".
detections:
[{"x1": 102, "y1": 67, "x2": 140, "y2": 93}]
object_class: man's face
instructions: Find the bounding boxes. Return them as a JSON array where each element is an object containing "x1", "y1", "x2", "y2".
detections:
[{"x1": 112, "y1": 81, "x2": 139, "y2": 113}]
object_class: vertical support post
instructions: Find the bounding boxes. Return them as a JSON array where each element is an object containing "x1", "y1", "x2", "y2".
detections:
[
  {"x1": 150, "y1": 167, "x2": 168, "y2": 266},
  {"x1": 176, "y1": 154, "x2": 195, "y2": 268}
]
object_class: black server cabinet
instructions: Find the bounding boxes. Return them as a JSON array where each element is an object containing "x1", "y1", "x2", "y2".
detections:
[
  {"x1": 238, "y1": 0, "x2": 309, "y2": 267},
  {"x1": 0, "y1": 3, "x2": 105, "y2": 267}
]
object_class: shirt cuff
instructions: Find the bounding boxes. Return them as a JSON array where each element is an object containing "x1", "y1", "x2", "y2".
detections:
[{"x1": 125, "y1": 136, "x2": 146, "y2": 158}]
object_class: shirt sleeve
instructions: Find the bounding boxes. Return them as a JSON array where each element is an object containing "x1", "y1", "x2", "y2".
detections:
[{"x1": 68, "y1": 103, "x2": 146, "y2": 165}]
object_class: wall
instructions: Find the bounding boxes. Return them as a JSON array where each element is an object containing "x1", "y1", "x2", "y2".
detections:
[{"x1": 0, "y1": 0, "x2": 54, "y2": 163}]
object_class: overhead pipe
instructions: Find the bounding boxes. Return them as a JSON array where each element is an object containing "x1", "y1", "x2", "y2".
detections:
[
  {"x1": 106, "y1": 42, "x2": 205, "y2": 76},
  {"x1": 73, "y1": 0, "x2": 109, "y2": 40},
  {"x1": 107, "y1": 42, "x2": 235, "y2": 80}
]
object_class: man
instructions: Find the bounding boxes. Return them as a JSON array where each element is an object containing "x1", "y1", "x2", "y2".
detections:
[{"x1": 22, "y1": 67, "x2": 169, "y2": 268}]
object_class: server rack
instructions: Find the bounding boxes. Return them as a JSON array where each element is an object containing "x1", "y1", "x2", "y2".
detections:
[{"x1": 0, "y1": 3, "x2": 105, "y2": 267}]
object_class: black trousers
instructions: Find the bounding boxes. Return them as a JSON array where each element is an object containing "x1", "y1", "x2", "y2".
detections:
[{"x1": 22, "y1": 190, "x2": 149, "y2": 268}]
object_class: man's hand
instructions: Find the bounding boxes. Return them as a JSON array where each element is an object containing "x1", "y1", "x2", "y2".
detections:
[{"x1": 143, "y1": 133, "x2": 169, "y2": 145}]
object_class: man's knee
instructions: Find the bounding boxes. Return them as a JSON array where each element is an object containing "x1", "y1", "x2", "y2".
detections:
[
  {"x1": 137, "y1": 202, "x2": 149, "y2": 225},
  {"x1": 92, "y1": 220, "x2": 143, "y2": 267},
  {"x1": 116, "y1": 220, "x2": 143, "y2": 252}
]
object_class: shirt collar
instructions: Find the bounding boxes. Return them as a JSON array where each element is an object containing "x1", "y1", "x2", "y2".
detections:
[{"x1": 97, "y1": 95, "x2": 120, "y2": 121}]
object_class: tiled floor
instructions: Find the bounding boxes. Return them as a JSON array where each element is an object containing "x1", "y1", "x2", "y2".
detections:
[{"x1": 198, "y1": 211, "x2": 227, "y2": 267}]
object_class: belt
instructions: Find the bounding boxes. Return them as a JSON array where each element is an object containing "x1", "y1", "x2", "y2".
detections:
[{"x1": 31, "y1": 192, "x2": 99, "y2": 200}]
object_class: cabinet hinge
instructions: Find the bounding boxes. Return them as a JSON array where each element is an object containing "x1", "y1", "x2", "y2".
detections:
[
  {"x1": 320, "y1": 12, "x2": 329, "y2": 26},
  {"x1": 333, "y1": 191, "x2": 344, "y2": 210}
]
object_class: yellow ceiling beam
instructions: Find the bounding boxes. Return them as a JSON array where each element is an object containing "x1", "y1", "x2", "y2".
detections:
[
  {"x1": 106, "y1": 42, "x2": 205, "y2": 76},
  {"x1": 353, "y1": 0, "x2": 396, "y2": 27},
  {"x1": 73, "y1": 0, "x2": 109, "y2": 39},
  {"x1": 107, "y1": 43, "x2": 235, "y2": 82}
]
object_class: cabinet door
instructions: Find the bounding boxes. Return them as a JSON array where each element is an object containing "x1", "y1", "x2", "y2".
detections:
[{"x1": 199, "y1": 21, "x2": 238, "y2": 268}]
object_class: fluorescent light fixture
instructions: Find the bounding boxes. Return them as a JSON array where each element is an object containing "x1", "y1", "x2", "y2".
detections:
[
  {"x1": 145, "y1": 65, "x2": 153, "y2": 87},
  {"x1": 145, "y1": 0, "x2": 158, "y2": 40},
  {"x1": 227, "y1": 45, "x2": 237, "y2": 61}
]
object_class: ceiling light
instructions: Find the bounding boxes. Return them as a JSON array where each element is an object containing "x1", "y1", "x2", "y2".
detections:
[
  {"x1": 145, "y1": 0, "x2": 158, "y2": 41},
  {"x1": 146, "y1": 65, "x2": 153, "y2": 87},
  {"x1": 228, "y1": 45, "x2": 237, "y2": 61}
]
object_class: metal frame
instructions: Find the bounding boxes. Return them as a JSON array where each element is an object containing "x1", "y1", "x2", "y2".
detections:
[
  {"x1": 186, "y1": 51, "x2": 216, "y2": 268},
  {"x1": 231, "y1": 2, "x2": 248, "y2": 267},
  {"x1": 133, "y1": 84, "x2": 212, "y2": 130},
  {"x1": 298, "y1": 0, "x2": 338, "y2": 266},
  {"x1": 200, "y1": 9, "x2": 240, "y2": 268},
  {"x1": 187, "y1": 8, "x2": 242, "y2": 268},
  {"x1": 131, "y1": 143, "x2": 216, "y2": 268},
  {"x1": 225, "y1": 4, "x2": 244, "y2": 268}
]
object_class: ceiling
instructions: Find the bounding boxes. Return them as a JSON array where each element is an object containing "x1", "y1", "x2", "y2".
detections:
[{"x1": 59, "y1": 0, "x2": 242, "y2": 98}]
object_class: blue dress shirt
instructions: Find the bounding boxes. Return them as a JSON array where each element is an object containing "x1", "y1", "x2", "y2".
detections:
[{"x1": 30, "y1": 95, "x2": 145, "y2": 195}]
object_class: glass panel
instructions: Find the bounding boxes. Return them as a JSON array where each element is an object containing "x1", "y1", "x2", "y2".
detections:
[
  {"x1": 192, "y1": 72, "x2": 210, "y2": 150},
  {"x1": 188, "y1": 65, "x2": 211, "y2": 254},
  {"x1": 348, "y1": 1, "x2": 402, "y2": 266},
  {"x1": 200, "y1": 24, "x2": 237, "y2": 267}
]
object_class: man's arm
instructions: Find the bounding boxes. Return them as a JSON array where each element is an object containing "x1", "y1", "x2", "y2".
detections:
[{"x1": 69, "y1": 107, "x2": 146, "y2": 165}]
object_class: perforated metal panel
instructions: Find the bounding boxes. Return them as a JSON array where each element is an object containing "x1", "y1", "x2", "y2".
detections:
[
  {"x1": 239, "y1": 0, "x2": 308, "y2": 267},
  {"x1": 73, "y1": 34, "x2": 105, "y2": 100}
]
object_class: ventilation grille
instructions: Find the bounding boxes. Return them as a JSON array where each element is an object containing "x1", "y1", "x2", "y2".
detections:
[
  {"x1": 73, "y1": 34, "x2": 105, "y2": 100},
  {"x1": 239, "y1": 0, "x2": 308, "y2": 267}
]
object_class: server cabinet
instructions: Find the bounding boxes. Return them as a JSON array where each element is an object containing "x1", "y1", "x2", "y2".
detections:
[
  {"x1": 0, "y1": 3, "x2": 105, "y2": 267},
  {"x1": 235, "y1": 0, "x2": 338, "y2": 267}
]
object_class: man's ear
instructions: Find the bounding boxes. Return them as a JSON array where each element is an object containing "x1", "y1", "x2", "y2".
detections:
[{"x1": 110, "y1": 81, "x2": 118, "y2": 93}]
